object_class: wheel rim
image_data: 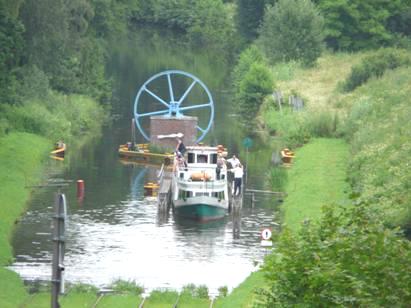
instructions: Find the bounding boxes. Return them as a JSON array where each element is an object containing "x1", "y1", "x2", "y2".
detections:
[{"x1": 133, "y1": 70, "x2": 214, "y2": 142}]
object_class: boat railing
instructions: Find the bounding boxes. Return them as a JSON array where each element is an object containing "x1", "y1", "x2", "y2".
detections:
[{"x1": 175, "y1": 165, "x2": 227, "y2": 183}]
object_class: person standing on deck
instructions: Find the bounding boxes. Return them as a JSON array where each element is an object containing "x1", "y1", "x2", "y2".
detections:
[
  {"x1": 176, "y1": 138, "x2": 186, "y2": 156},
  {"x1": 216, "y1": 154, "x2": 226, "y2": 180},
  {"x1": 231, "y1": 164, "x2": 244, "y2": 196},
  {"x1": 227, "y1": 154, "x2": 241, "y2": 168}
]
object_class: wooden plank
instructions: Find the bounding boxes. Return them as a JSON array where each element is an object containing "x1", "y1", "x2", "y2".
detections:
[{"x1": 245, "y1": 189, "x2": 286, "y2": 195}]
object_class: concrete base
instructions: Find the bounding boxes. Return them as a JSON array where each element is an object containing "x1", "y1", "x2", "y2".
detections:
[{"x1": 150, "y1": 116, "x2": 198, "y2": 149}]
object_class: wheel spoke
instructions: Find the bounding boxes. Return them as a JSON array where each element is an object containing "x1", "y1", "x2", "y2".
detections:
[
  {"x1": 136, "y1": 109, "x2": 169, "y2": 118},
  {"x1": 179, "y1": 103, "x2": 211, "y2": 112},
  {"x1": 196, "y1": 125, "x2": 206, "y2": 134},
  {"x1": 167, "y1": 73, "x2": 175, "y2": 102},
  {"x1": 177, "y1": 80, "x2": 196, "y2": 105},
  {"x1": 144, "y1": 87, "x2": 170, "y2": 108}
]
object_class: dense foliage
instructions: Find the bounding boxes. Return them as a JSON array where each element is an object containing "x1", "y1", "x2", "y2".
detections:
[
  {"x1": 235, "y1": 0, "x2": 268, "y2": 42},
  {"x1": 342, "y1": 66, "x2": 411, "y2": 230},
  {"x1": 130, "y1": 0, "x2": 237, "y2": 55},
  {"x1": 0, "y1": 6, "x2": 24, "y2": 102},
  {"x1": 315, "y1": 0, "x2": 411, "y2": 50},
  {"x1": 258, "y1": 205, "x2": 411, "y2": 306},
  {"x1": 259, "y1": 0, "x2": 325, "y2": 66},
  {"x1": 232, "y1": 46, "x2": 273, "y2": 123},
  {"x1": 342, "y1": 48, "x2": 411, "y2": 92}
]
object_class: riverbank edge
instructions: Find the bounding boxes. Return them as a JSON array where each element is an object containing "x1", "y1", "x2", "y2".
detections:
[
  {"x1": 226, "y1": 138, "x2": 350, "y2": 306},
  {"x1": 0, "y1": 132, "x2": 52, "y2": 307}
]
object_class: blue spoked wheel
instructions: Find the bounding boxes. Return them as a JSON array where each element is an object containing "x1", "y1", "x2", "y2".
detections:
[{"x1": 133, "y1": 70, "x2": 214, "y2": 143}]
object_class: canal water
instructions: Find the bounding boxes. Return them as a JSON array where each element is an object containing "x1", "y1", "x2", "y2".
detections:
[{"x1": 10, "y1": 29, "x2": 281, "y2": 294}]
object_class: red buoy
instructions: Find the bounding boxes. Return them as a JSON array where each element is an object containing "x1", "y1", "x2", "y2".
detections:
[{"x1": 77, "y1": 180, "x2": 85, "y2": 201}]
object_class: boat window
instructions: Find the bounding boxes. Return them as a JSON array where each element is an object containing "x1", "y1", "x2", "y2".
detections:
[
  {"x1": 197, "y1": 154, "x2": 208, "y2": 163},
  {"x1": 195, "y1": 192, "x2": 209, "y2": 197},
  {"x1": 179, "y1": 190, "x2": 185, "y2": 200},
  {"x1": 187, "y1": 152, "x2": 195, "y2": 163},
  {"x1": 179, "y1": 172, "x2": 184, "y2": 179},
  {"x1": 211, "y1": 153, "x2": 217, "y2": 164},
  {"x1": 186, "y1": 191, "x2": 193, "y2": 198}
]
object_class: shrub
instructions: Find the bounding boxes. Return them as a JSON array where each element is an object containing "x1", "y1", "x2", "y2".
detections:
[
  {"x1": 342, "y1": 48, "x2": 411, "y2": 92},
  {"x1": 218, "y1": 285, "x2": 228, "y2": 297},
  {"x1": 68, "y1": 283, "x2": 98, "y2": 294},
  {"x1": 236, "y1": 62, "x2": 274, "y2": 122},
  {"x1": 109, "y1": 279, "x2": 144, "y2": 295},
  {"x1": 267, "y1": 166, "x2": 288, "y2": 191},
  {"x1": 232, "y1": 45, "x2": 264, "y2": 88},
  {"x1": 258, "y1": 0, "x2": 324, "y2": 66},
  {"x1": 258, "y1": 204, "x2": 411, "y2": 306}
]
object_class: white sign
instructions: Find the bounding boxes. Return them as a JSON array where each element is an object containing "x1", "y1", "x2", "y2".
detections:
[
  {"x1": 261, "y1": 228, "x2": 272, "y2": 240},
  {"x1": 261, "y1": 240, "x2": 273, "y2": 247}
]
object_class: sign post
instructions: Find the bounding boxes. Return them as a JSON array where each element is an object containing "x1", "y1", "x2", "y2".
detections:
[
  {"x1": 242, "y1": 137, "x2": 253, "y2": 188},
  {"x1": 260, "y1": 228, "x2": 273, "y2": 248}
]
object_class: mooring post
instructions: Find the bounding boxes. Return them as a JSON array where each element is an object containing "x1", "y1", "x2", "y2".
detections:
[{"x1": 51, "y1": 193, "x2": 66, "y2": 308}]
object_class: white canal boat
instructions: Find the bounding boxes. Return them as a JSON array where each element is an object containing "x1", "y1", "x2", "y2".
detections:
[{"x1": 171, "y1": 145, "x2": 230, "y2": 221}]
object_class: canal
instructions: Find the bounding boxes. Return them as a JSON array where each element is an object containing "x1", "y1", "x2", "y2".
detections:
[{"x1": 10, "y1": 29, "x2": 281, "y2": 295}]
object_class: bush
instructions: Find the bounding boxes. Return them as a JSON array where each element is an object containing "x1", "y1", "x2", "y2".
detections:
[
  {"x1": 258, "y1": 204, "x2": 411, "y2": 306},
  {"x1": 342, "y1": 48, "x2": 411, "y2": 92},
  {"x1": 236, "y1": 62, "x2": 274, "y2": 123},
  {"x1": 1, "y1": 93, "x2": 106, "y2": 141},
  {"x1": 258, "y1": 0, "x2": 324, "y2": 66},
  {"x1": 109, "y1": 279, "x2": 144, "y2": 295},
  {"x1": 267, "y1": 166, "x2": 288, "y2": 191},
  {"x1": 181, "y1": 283, "x2": 209, "y2": 298},
  {"x1": 218, "y1": 285, "x2": 228, "y2": 297},
  {"x1": 0, "y1": 118, "x2": 10, "y2": 137},
  {"x1": 68, "y1": 283, "x2": 98, "y2": 294}
]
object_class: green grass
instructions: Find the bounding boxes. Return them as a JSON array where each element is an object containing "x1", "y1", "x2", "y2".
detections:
[
  {"x1": 282, "y1": 138, "x2": 349, "y2": 231},
  {"x1": 0, "y1": 267, "x2": 29, "y2": 308},
  {"x1": 214, "y1": 271, "x2": 265, "y2": 308},
  {"x1": 21, "y1": 292, "x2": 97, "y2": 308},
  {"x1": 0, "y1": 132, "x2": 51, "y2": 307},
  {"x1": 96, "y1": 294, "x2": 143, "y2": 307},
  {"x1": 177, "y1": 293, "x2": 210, "y2": 308},
  {"x1": 143, "y1": 290, "x2": 179, "y2": 307}
]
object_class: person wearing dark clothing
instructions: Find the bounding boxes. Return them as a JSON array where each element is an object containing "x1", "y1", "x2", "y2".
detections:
[{"x1": 176, "y1": 138, "x2": 186, "y2": 155}]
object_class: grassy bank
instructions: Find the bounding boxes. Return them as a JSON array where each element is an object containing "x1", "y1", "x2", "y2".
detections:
[
  {"x1": 0, "y1": 132, "x2": 51, "y2": 307},
  {"x1": 281, "y1": 138, "x2": 349, "y2": 231},
  {"x1": 20, "y1": 272, "x2": 264, "y2": 308}
]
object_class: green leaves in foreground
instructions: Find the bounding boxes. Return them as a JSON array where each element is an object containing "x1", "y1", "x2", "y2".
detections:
[{"x1": 258, "y1": 204, "x2": 411, "y2": 307}]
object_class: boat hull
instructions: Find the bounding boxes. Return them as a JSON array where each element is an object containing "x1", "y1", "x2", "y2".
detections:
[{"x1": 174, "y1": 197, "x2": 228, "y2": 221}]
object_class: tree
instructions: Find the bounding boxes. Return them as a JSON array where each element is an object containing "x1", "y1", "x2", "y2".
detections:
[
  {"x1": 258, "y1": 204, "x2": 411, "y2": 306},
  {"x1": 187, "y1": 0, "x2": 236, "y2": 55},
  {"x1": 315, "y1": 0, "x2": 411, "y2": 50},
  {"x1": 258, "y1": 0, "x2": 324, "y2": 66},
  {"x1": 0, "y1": 7, "x2": 24, "y2": 103},
  {"x1": 236, "y1": 0, "x2": 267, "y2": 42},
  {"x1": 237, "y1": 62, "x2": 273, "y2": 122},
  {"x1": 19, "y1": 0, "x2": 71, "y2": 91}
]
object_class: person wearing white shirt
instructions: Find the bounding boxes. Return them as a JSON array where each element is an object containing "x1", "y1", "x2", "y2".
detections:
[
  {"x1": 232, "y1": 164, "x2": 244, "y2": 196},
  {"x1": 227, "y1": 154, "x2": 241, "y2": 168}
]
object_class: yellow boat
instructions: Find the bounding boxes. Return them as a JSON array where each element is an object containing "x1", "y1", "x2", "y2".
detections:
[
  {"x1": 51, "y1": 146, "x2": 65, "y2": 156},
  {"x1": 118, "y1": 143, "x2": 173, "y2": 165}
]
